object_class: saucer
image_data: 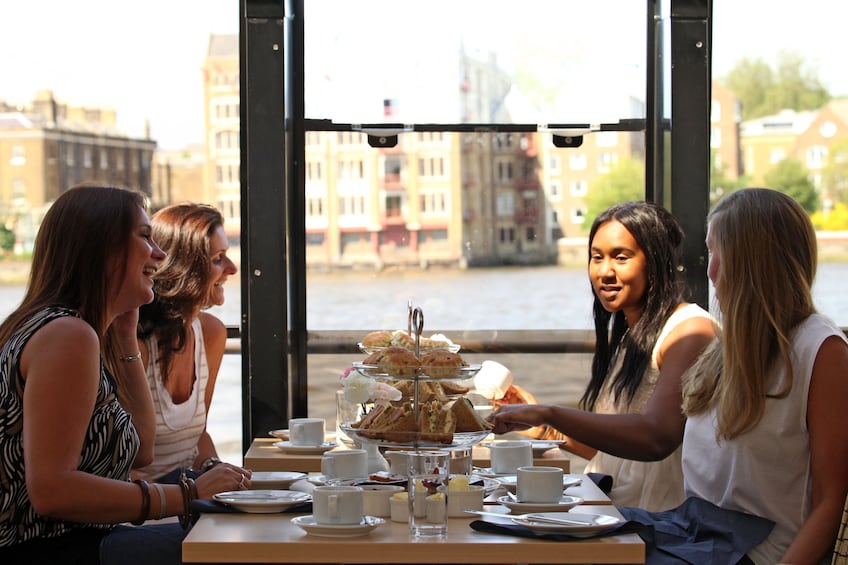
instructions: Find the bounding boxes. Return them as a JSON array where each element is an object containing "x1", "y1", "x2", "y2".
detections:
[
  {"x1": 273, "y1": 440, "x2": 337, "y2": 455},
  {"x1": 249, "y1": 471, "x2": 308, "y2": 489},
  {"x1": 497, "y1": 494, "x2": 583, "y2": 513},
  {"x1": 510, "y1": 512, "x2": 624, "y2": 538},
  {"x1": 496, "y1": 475, "x2": 582, "y2": 494},
  {"x1": 472, "y1": 467, "x2": 516, "y2": 478},
  {"x1": 268, "y1": 428, "x2": 289, "y2": 440},
  {"x1": 291, "y1": 515, "x2": 385, "y2": 537}
]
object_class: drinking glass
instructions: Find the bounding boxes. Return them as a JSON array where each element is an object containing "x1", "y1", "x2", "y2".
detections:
[{"x1": 407, "y1": 450, "x2": 450, "y2": 539}]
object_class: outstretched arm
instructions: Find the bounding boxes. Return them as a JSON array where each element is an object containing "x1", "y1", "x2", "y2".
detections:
[{"x1": 490, "y1": 315, "x2": 715, "y2": 461}]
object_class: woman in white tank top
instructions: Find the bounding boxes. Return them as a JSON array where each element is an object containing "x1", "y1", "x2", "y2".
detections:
[
  {"x1": 132, "y1": 203, "x2": 247, "y2": 485},
  {"x1": 490, "y1": 201, "x2": 717, "y2": 511}
]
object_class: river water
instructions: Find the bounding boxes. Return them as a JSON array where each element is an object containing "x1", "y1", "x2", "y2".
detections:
[{"x1": 2, "y1": 263, "x2": 847, "y2": 465}]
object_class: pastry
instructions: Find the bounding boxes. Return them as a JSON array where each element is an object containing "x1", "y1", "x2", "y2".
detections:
[
  {"x1": 362, "y1": 330, "x2": 393, "y2": 348},
  {"x1": 419, "y1": 349, "x2": 467, "y2": 379},
  {"x1": 363, "y1": 346, "x2": 420, "y2": 378}
]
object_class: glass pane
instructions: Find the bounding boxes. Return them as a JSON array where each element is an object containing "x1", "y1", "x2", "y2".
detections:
[{"x1": 304, "y1": 0, "x2": 647, "y2": 124}]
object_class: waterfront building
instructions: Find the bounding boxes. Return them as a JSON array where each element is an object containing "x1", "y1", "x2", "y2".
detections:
[{"x1": 0, "y1": 90, "x2": 156, "y2": 253}]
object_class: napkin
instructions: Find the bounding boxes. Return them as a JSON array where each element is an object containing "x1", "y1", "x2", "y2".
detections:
[
  {"x1": 586, "y1": 473, "x2": 613, "y2": 494},
  {"x1": 469, "y1": 518, "x2": 643, "y2": 541},
  {"x1": 472, "y1": 360, "x2": 514, "y2": 400},
  {"x1": 617, "y1": 497, "x2": 775, "y2": 565},
  {"x1": 190, "y1": 499, "x2": 312, "y2": 514}
]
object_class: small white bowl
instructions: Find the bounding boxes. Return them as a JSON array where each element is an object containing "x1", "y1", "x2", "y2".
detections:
[
  {"x1": 361, "y1": 484, "x2": 404, "y2": 517},
  {"x1": 446, "y1": 485, "x2": 484, "y2": 518},
  {"x1": 389, "y1": 496, "x2": 409, "y2": 523}
]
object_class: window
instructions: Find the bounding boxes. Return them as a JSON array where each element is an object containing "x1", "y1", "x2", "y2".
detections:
[
  {"x1": 495, "y1": 191, "x2": 515, "y2": 217},
  {"x1": 10, "y1": 144, "x2": 25, "y2": 165},
  {"x1": 569, "y1": 179, "x2": 588, "y2": 197},
  {"x1": 806, "y1": 145, "x2": 828, "y2": 169},
  {"x1": 569, "y1": 153, "x2": 587, "y2": 170}
]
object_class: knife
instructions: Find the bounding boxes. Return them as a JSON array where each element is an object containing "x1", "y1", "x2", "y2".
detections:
[{"x1": 464, "y1": 510, "x2": 596, "y2": 526}]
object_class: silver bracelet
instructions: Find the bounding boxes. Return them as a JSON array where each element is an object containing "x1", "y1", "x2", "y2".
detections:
[
  {"x1": 151, "y1": 482, "x2": 166, "y2": 520},
  {"x1": 120, "y1": 352, "x2": 142, "y2": 362}
]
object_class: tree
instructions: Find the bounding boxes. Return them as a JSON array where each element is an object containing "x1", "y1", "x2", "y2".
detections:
[
  {"x1": 763, "y1": 158, "x2": 819, "y2": 213},
  {"x1": 0, "y1": 225, "x2": 13, "y2": 255},
  {"x1": 583, "y1": 158, "x2": 645, "y2": 224},
  {"x1": 710, "y1": 150, "x2": 750, "y2": 205},
  {"x1": 724, "y1": 51, "x2": 830, "y2": 120}
]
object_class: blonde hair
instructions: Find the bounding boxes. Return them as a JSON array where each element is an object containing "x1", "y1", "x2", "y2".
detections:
[{"x1": 682, "y1": 188, "x2": 816, "y2": 439}]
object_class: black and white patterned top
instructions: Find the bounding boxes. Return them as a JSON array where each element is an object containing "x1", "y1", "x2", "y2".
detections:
[{"x1": 0, "y1": 307, "x2": 139, "y2": 547}]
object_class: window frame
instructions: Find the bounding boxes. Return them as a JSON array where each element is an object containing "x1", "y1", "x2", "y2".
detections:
[{"x1": 236, "y1": 0, "x2": 711, "y2": 451}]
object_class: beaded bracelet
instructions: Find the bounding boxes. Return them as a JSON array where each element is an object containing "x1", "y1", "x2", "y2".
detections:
[
  {"x1": 131, "y1": 479, "x2": 151, "y2": 525},
  {"x1": 120, "y1": 351, "x2": 142, "y2": 362}
]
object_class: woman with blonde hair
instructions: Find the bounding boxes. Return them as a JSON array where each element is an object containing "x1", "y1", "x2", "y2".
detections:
[{"x1": 682, "y1": 187, "x2": 848, "y2": 564}]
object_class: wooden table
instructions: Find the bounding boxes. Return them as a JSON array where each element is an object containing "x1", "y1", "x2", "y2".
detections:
[
  {"x1": 245, "y1": 437, "x2": 571, "y2": 473},
  {"x1": 182, "y1": 504, "x2": 644, "y2": 563}
]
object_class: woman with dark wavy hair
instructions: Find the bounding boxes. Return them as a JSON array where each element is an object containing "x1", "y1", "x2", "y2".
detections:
[
  {"x1": 491, "y1": 201, "x2": 716, "y2": 511},
  {"x1": 132, "y1": 202, "x2": 243, "y2": 484},
  {"x1": 0, "y1": 184, "x2": 249, "y2": 565}
]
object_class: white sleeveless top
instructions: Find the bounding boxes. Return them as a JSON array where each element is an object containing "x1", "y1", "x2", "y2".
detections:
[
  {"x1": 683, "y1": 313, "x2": 847, "y2": 565},
  {"x1": 585, "y1": 303, "x2": 713, "y2": 511},
  {"x1": 133, "y1": 317, "x2": 210, "y2": 481}
]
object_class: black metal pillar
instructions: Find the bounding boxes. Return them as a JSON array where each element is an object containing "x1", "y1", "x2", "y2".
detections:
[
  {"x1": 240, "y1": 0, "x2": 289, "y2": 450},
  {"x1": 670, "y1": 0, "x2": 711, "y2": 309}
]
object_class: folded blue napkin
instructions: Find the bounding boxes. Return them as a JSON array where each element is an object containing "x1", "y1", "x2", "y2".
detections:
[
  {"x1": 190, "y1": 499, "x2": 312, "y2": 514},
  {"x1": 617, "y1": 497, "x2": 775, "y2": 564},
  {"x1": 586, "y1": 473, "x2": 613, "y2": 493}
]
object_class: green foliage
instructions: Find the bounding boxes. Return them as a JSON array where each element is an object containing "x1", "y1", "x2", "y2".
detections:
[
  {"x1": 710, "y1": 150, "x2": 751, "y2": 205},
  {"x1": 763, "y1": 158, "x2": 820, "y2": 213},
  {"x1": 811, "y1": 202, "x2": 848, "y2": 230},
  {"x1": 0, "y1": 225, "x2": 14, "y2": 254},
  {"x1": 724, "y1": 51, "x2": 830, "y2": 120},
  {"x1": 583, "y1": 158, "x2": 645, "y2": 226}
]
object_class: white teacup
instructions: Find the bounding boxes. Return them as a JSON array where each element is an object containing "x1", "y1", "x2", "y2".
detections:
[
  {"x1": 321, "y1": 449, "x2": 368, "y2": 480},
  {"x1": 289, "y1": 417, "x2": 325, "y2": 446},
  {"x1": 361, "y1": 484, "x2": 404, "y2": 517},
  {"x1": 312, "y1": 485, "x2": 363, "y2": 525},
  {"x1": 384, "y1": 450, "x2": 413, "y2": 475},
  {"x1": 516, "y1": 465, "x2": 564, "y2": 503},
  {"x1": 489, "y1": 440, "x2": 533, "y2": 475}
]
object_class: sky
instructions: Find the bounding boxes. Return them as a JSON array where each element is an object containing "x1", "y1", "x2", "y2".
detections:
[{"x1": 2, "y1": 1, "x2": 847, "y2": 150}]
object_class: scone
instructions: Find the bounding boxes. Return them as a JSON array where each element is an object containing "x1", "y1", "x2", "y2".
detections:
[
  {"x1": 363, "y1": 346, "x2": 420, "y2": 378},
  {"x1": 419, "y1": 349, "x2": 467, "y2": 379},
  {"x1": 362, "y1": 330, "x2": 393, "y2": 348}
]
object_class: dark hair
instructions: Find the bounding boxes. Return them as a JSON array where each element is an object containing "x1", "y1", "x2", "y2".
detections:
[
  {"x1": 0, "y1": 183, "x2": 145, "y2": 344},
  {"x1": 138, "y1": 203, "x2": 224, "y2": 384},
  {"x1": 581, "y1": 201, "x2": 688, "y2": 411}
]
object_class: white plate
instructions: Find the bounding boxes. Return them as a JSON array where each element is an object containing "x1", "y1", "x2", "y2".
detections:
[
  {"x1": 509, "y1": 512, "x2": 624, "y2": 538},
  {"x1": 472, "y1": 467, "x2": 516, "y2": 478},
  {"x1": 495, "y1": 475, "x2": 582, "y2": 493},
  {"x1": 249, "y1": 471, "x2": 308, "y2": 489},
  {"x1": 479, "y1": 440, "x2": 565, "y2": 458},
  {"x1": 213, "y1": 490, "x2": 311, "y2": 513},
  {"x1": 291, "y1": 515, "x2": 385, "y2": 538},
  {"x1": 268, "y1": 428, "x2": 290, "y2": 440},
  {"x1": 273, "y1": 440, "x2": 337, "y2": 455},
  {"x1": 497, "y1": 495, "x2": 583, "y2": 513}
]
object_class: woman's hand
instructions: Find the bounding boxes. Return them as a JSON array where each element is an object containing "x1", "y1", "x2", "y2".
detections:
[
  {"x1": 488, "y1": 404, "x2": 549, "y2": 434},
  {"x1": 194, "y1": 463, "x2": 253, "y2": 499}
]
